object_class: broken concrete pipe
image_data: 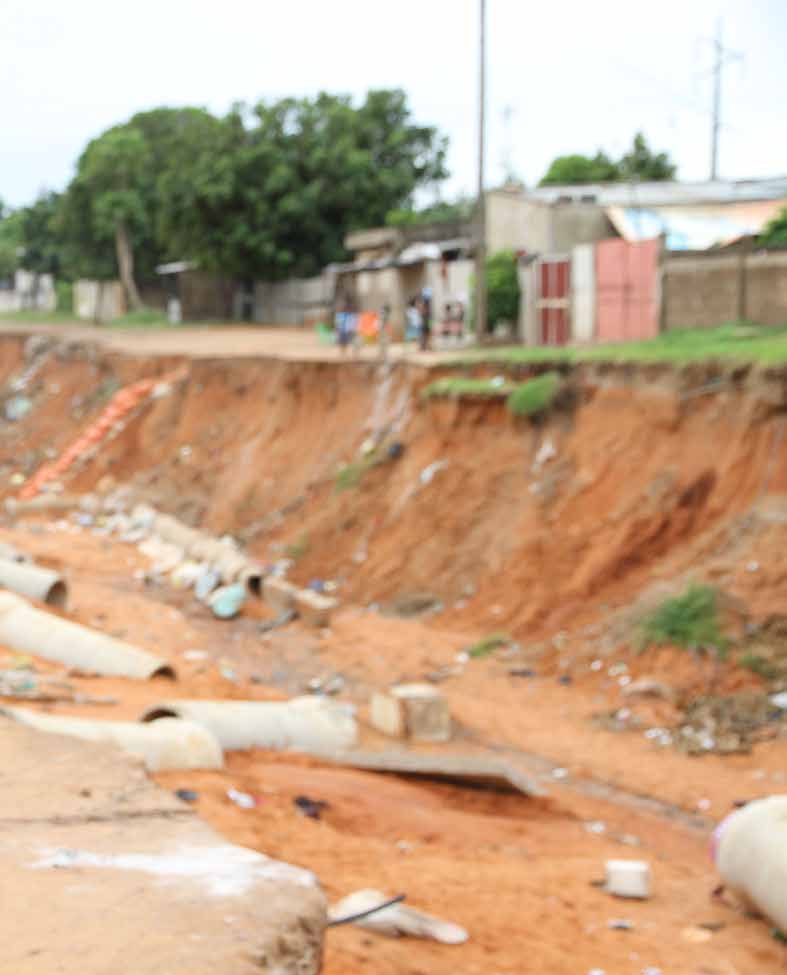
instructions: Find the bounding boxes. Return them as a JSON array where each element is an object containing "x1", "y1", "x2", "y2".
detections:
[
  {"x1": 140, "y1": 696, "x2": 358, "y2": 754},
  {"x1": 0, "y1": 557, "x2": 68, "y2": 608},
  {"x1": 714, "y1": 795, "x2": 787, "y2": 934},
  {"x1": 0, "y1": 592, "x2": 174, "y2": 679},
  {"x1": 145, "y1": 509, "x2": 263, "y2": 596},
  {"x1": 1, "y1": 709, "x2": 222, "y2": 772}
]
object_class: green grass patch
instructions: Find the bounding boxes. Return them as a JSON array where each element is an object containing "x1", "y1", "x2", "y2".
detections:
[
  {"x1": 285, "y1": 532, "x2": 310, "y2": 561},
  {"x1": 507, "y1": 372, "x2": 561, "y2": 417},
  {"x1": 640, "y1": 584, "x2": 728, "y2": 654},
  {"x1": 422, "y1": 376, "x2": 511, "y2": 400},
  {"x1": 0, "y1": 308, "x2": 77, "y2": 325},
  {"x1": 466, "y1": 633, "x2": 510, "y2": 659},
  {"x1": 108, "y1": 308, "x2": 171, "y2": 328},
  {"x1": 335, "y1": 453, "x2": 380, "y2": 492},
  {"x1": 738, "y1": 652, "x2": 778, "y2": 681},
  {"x1": 447, "y1": 322, "x2": 787, "y2": 367}
]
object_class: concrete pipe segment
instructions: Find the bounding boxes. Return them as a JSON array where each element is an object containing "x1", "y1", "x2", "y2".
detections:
[
  {"x1": 147, "y1": 510, "x2": 264, "y2": 596},
  {"x1": 1, "y1": 709, "x2": 223, "y2": 771},
  {"x1": 0, "y1": 556, "x2": 68, "y2": 608},
  {"x1": 141, "y1": 696, "x2": 358, "y2": 753},
  {"x1": 0, "y1": 592, "x2": 174, "y2": 679}
]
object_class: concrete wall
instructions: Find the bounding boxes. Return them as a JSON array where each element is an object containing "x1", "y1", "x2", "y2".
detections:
[
  {"x1": 254, "y1": 274, "x2": 332, "y2": 326},
  {"x1": 488, "y1": 193, "x2": 617, "y2": 256},
  {"x1": 74, "y1": 280, "x2": 126, "y2": 322},
  {"x1": 0, "y1": 271, "x2": 56, "y2": 314},
  {"x1": 486, "y1": 191, "x2": 530, "y2": 253},
  {"x1": 663, "y1": 250, "x2": 787, "y2": 328}
]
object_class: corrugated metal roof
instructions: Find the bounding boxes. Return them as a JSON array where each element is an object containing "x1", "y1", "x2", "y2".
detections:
[{"x1": 527, "y1": 176, "x2": 787, "y2": 207}]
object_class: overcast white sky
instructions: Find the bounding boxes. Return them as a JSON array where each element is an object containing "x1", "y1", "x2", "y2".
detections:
[{"x1": 1, "y1": 0, "x2": 786, "y2": 208}]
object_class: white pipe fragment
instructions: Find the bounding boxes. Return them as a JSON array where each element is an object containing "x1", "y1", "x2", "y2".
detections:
[
  {"x1": 0, "y1": 557, "x2": 68, "y2": 608},
  {"x1": 1, "y1": 709, "x2": 222, "y2": 771},
  {"x1": 140, "y1": 696, "x2": 357, "y2": 753},
  {"x1": 714, "y1": 795, "x2": 787, "y2": 933},
  {"x1": 0, "y1": 591, "x2": 174, "y2": 679},
  {"x1": 329, "y1": 890, "x2": 468, "y2": 944}
]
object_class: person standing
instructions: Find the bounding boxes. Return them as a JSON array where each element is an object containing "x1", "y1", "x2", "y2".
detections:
[{"x1": 418, "y1": 290, "x2": 432, "y2": 352}]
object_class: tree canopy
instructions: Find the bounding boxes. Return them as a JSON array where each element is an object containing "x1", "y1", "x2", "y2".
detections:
[
  {"x1": 758, "y1": 205, "x2": 787, "y2": 248},
  {"x1": 540, "y1": 132, "x2": 676, "y2": 186},
  {"x1": 51, "y1": 90, "x2": 448, "y2": 300}
]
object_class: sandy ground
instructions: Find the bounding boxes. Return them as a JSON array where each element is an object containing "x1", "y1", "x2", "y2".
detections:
[
  {"x1": 1, "y1": 321, "x2": 454, "y2": 363},
  {"x1": 0, "y1": 520, "x2": 783, "y2": 975}
]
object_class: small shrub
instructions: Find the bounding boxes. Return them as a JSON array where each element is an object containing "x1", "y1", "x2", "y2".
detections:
[
  {"x1": 506, "y1": 372, "x2": 561, "y2": 417},
  {"x1": 640, "y1": 584, "x2": 728, "y2": 654},
  {"x1": 738, "y1": 652, "x2": 778, "y2": 681},
  {"x1": 285, "y1": 533, "x2": 309, "y2": 561},
  {"x1": 55, "y1": 280, "x2": 73, "y2": 313},
  {"x1": 466, "y1": 633, "x2": 510, "y2": 659}
]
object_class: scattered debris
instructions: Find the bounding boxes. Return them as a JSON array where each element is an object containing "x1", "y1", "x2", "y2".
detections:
[
  {"x1": 175, "y1": 788, "x2": 199, "y2": 803},
  {"x1": 677, "y1": 692, "x2": 787, "y2": 756},
  {"x1": 681, "y1": 926, "x2": 712, "y2": 943},
  {"x1": 419, "y1": 460, "x2": 448, "y2": 486},
  {"x1": 371, "y1": 684, "x2": 451, "y2": 743},
  {"x1": 226, "y1": 788, "x2": 257, "y2": 809},
  {"x1": 604, "y1": 860, "x2": 651, "y2": 899},
  {"x1": 328, "y1": 889, "x2": 468, "y2": 944},
  {"x1": 509, "y1": 667, "x2": 537, "y2": 678},
  {"x1": 607, "y1": 918, "x2": 634, "y2": 931},
  {"x1": 208, "y1": 583, "x2": 246, "y2": 620},
  {"x1": 532, "y1": 438, "x2": 556, "y2": 472},
  {"x1": 4, "y1": 395, "x2": 33, "y2": 422},
  {"x1": 293, "y1": 795, "x2": 330, "y2": 820},
  {"x1": 622, "y1": 677, "x2": 675, "y2": 702},
  {"x1": 257, "y1": 609, "x2": 297, "y2": 633}
]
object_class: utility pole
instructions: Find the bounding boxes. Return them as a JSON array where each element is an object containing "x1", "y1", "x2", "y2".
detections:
[
  {"x1": 707, "y1": 19, "x2": 742, "y2": 181},
  {"x1": 475, "y1": 0, "x2": 488, "y2": 340}
]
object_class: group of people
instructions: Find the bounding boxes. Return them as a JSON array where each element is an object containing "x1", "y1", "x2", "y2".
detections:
[{"x1": 334, "y1": 287, "x2": 465, "y2": 355}]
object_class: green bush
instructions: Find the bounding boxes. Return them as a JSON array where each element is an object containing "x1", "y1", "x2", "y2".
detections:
[
  {"x1": 738, "y1": 652, "x2": 778, "y2": 681},
  {"x1": 640, "y1": 585, "x2": 727, "y2": 654},
  {"x1": 55, "y1": 280, "x2": 73, "y2": 313},
  {"x1": 469, "y1": 250, "x2": 521, "y2": 332},
  {"x1": 466, "y1": 633, "x2": 510, "y2": 659},
  {"x1": 506, "y1": 372, "x2": 560, "y2": 417}
]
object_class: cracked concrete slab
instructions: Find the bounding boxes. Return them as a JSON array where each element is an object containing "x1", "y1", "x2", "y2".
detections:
[{"x1": 0, "y1": 720, "x2": 325, "y2": 973}]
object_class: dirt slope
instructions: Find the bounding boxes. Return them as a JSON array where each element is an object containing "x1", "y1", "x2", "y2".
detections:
[{"x1": 0, "y1": 333, "x2": 786, "y2": 974}]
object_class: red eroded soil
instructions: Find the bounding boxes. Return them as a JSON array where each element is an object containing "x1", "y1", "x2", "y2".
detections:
[{"x1": 0, "y1": 330, "x2": 785, "y2": 973}]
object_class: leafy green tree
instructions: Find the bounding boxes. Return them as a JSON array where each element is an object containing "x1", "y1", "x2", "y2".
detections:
[
  {"x1": 539, "y1": 132, "x2": 676, "y2": 186},
  {"x1": 59, "y1": 107, "x2": 223, "y2": 301},
  {"x1": 170, "y1": 89, "x2": 448, "y2": 282},
  {"x1": 539, "y1": 151, "x2": 620, "y2": 186},
  {"x1": 486, "y1": 250, "x2": 521, "y2": 327},
  {"x1": 618, "y1": 132, "x2": 676, "y2": 181},
  {"x1": 471, "y1": 250, "x2": 521, "y2": 331},
  {"x1": 386, "y1": 197, "x2": 474, "y2": 228},
  {"x1": 16, "y1": 192, "x2": 63, "y2": 276},
  {"x1": 0, "y1": 205, "x2": 23, "y2": 282},
  {"x1": 759, "y1": 205, "x2": 787, "y2": 247},
  {"x1": 61, "y1": 126, "x2": 151, "y2": 307}
]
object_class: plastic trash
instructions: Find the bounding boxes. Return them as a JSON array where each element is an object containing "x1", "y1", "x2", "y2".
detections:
[
  {"x1": 328, "y1": 889, "x2": 467, "y2": 944},
  {"x1": 175, "y1": 788, "x2": 199, "y2": 803},
  {"x1": 5, "y1": 396, "x2": 33, "y2": 422},
  {"x1": 209, "y1": 583, "x2": 246, "y2": 619},
  {"x1": 227, "y1": 788, "x2": 256, "y2": 809},
  {"x1": 195, "y1": 567, "x2": 220, "y2": 601}
]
